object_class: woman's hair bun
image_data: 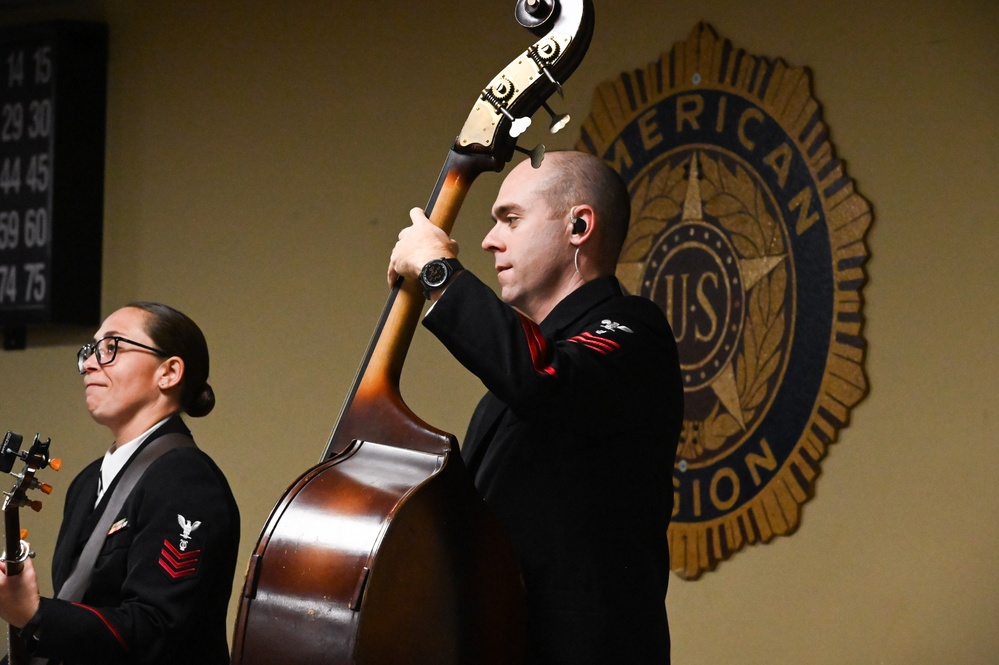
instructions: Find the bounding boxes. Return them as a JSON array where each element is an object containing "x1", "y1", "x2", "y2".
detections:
[{"x1": 185, "y1": 383, "x2": 215, "y2": 418}]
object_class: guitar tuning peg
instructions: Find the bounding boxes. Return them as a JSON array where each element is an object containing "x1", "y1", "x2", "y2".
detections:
[
  {"x1": 49, "y1": 458, "x2": 62, "y2": 471},
  {"x1": 39, "y1": 482, "x2": 53, "y2": 495},
  {"x1": 515, "y1": 143, "x2": 546, "y2": 169},
  {"x1": 541, "y1": 101, "x2": 570, "y2": 134},
  {"x1": 29, "y1": 499, "x2": 43, "y2": 512},
  {"x1": 19, "y1": 528, "x2": 27, "y2": 540}
]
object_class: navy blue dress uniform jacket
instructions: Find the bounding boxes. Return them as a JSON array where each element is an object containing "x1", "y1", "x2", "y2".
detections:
[
  {"x1": 424, "y1": 273, "x2": 683, "y2": 665},
  {"x1": 29, "y1": 416, "x2": 240, "y2": 665}
]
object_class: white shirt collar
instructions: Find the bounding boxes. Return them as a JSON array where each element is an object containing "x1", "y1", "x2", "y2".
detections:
[{"x1": 96, "y1": 417, "x2": 171, "y2": 506}]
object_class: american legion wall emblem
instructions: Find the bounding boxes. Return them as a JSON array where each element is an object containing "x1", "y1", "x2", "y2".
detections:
[{"x1": 577, "y1": 24, "x2": 871, "y2": 579}]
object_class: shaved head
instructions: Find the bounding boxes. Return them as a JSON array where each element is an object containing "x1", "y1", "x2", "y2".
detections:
[{"x1": 536, "y1": 151, "x2": 631, "y2": 266}]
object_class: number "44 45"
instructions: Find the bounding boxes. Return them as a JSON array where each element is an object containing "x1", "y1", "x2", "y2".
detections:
[{"x1": 1, "y1": 154, "x2": 51, "y2": 196}]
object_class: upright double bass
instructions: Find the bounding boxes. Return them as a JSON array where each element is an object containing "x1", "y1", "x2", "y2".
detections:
[{"x1": 231, "y1": 2, "x2": 594, "y2": 662}]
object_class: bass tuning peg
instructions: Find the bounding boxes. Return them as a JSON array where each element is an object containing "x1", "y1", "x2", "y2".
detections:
[
  {"x1": 481, "y1": 87, "x2": 532, "y2": 138},
  {"x1": 541, "y1": 101, "x2": 570, "y2": 133},
  {"x1": 505, "y1": 110, "x2": 532, "y2": 138},
  {"x1": 514, "y1": 143, "x2": 546, "y2": 169}
]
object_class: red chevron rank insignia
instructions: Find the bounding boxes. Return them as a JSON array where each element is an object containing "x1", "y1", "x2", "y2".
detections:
[
  {"x1": 159, "y1": 539, "x2": 201, "y2": 579},
  {"x1": 568, "y1": 331, "x2": 622, "y2": 355}
]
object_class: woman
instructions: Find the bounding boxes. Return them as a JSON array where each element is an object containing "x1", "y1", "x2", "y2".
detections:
[{"x1": 0, "y1": 302, "x2": 240, "y2": 664}]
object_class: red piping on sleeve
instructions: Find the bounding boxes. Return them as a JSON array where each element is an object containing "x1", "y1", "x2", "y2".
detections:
[
  {"x1": 517, "y1": 314, "x2": 557, "y2": 377},
  {"x1": 70, "y1": 602, "x2": 130, "y2": 653}
]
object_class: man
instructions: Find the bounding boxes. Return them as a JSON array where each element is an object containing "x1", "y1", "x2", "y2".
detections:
[{"x1": 389, "y1": 150, "x2": 683, "y2": 664}]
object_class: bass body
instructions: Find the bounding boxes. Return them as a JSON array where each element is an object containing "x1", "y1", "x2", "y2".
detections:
[{"x1": 233, "y1": 436, "x2": 525, "y2": 663}]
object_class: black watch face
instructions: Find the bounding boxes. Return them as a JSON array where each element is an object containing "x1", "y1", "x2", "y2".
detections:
[{"x1": 423, "y1": 261, "x2": 448, "y2": 287}]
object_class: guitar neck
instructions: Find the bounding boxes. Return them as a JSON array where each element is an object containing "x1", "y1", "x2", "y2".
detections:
[
  {"x1": 3, "y1": 506, "x2": 27, "y2": 664},
  {"x1": 3, "y1": 502, "x2": 23, "y2": 576},
  {"x1": 7, "y1": 624, "x2": 27, "y2": 664}
]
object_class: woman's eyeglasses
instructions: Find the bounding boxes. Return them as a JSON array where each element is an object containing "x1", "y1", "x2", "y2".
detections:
[{"x1": 77, "y1": 336, "x2": 168, "y2": 374}]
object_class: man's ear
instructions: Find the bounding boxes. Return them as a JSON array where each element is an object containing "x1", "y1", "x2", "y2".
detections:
[
  {"x1": 569, "y1": 204, "x2": 596, "y2": 246},
  {"x1": 157, "y1": 356, "x2": 185, "y2": 390}
]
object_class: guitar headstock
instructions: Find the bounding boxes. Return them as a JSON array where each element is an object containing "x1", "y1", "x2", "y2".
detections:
[
  {"x1": 2, "y1": 432, "x2": 59, "y2": 515},
  {"x1": 455, "y1": 0, "x2": 594, "y2": 167}
]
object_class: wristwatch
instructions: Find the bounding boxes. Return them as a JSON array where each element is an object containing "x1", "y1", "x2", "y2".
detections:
[{"x1": 418, "y1": 257, "x2": 463, "y2": 300}]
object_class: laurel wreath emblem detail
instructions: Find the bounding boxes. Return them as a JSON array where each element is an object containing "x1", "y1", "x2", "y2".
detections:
[{"x1": 628, "y1": 152, "x2": 789, "y2": 463}]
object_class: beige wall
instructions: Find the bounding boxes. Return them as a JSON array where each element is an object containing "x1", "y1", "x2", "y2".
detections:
[{"x1": 2, "y1": 0, "x2": 997, "y2": 662}]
